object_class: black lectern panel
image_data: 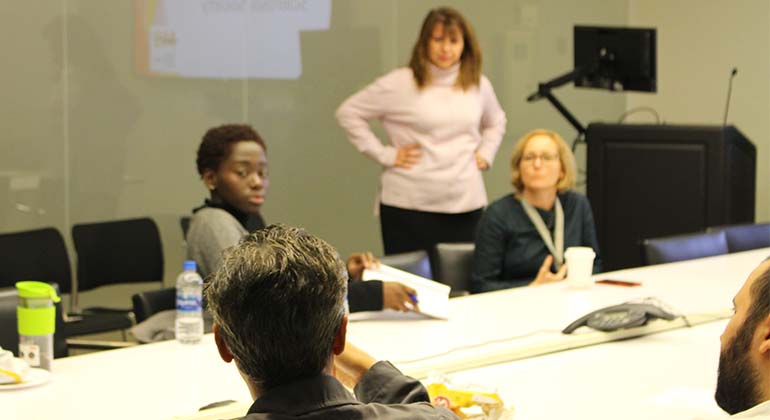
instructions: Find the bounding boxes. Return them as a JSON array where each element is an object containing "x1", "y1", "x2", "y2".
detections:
[{"x1": 587, "y1": 124, "x2": 755, "y2": 270}]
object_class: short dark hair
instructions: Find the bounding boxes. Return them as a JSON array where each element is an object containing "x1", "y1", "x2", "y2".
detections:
[
  {"x1": 196, "y1": 124, "x2": 267, "y2": 176},
  {"x1": 744, "y1": 262, "x2": 770, "y2": 333},
  {"x1": 204, "y1": 224, "x2": 347, "y2": 390}
]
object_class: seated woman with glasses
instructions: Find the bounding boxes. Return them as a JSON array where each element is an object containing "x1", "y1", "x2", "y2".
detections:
[{"x1": 471, "y1": 129, "x2": 601, "y2": 293}]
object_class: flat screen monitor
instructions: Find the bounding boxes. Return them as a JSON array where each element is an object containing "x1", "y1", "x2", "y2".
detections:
[{"x1": 574, "y1": 26, "x2": 656, "y2": 93}]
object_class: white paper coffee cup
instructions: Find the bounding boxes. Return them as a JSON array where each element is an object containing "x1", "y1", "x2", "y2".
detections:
[{"x1": 565, "y1": 247, "x2": 596, "y2": 289}]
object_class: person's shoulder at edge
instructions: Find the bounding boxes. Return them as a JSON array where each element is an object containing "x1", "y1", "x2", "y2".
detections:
[
  {"x1": 479, "y1": 74, "x2": 495, "y2": 90},
  {"x1": 491, "y1": 192, "x2": 518, "y2": 204},
  {"x1": 488, "y1": 192, "x2": 589, "y2": 214},
  {"x1": 558, "y1": 189, "x2": 590, "y2": 210},
  {"x1": 190, "y1": 206, "x2": 235, "y2": 223},
  {"x1": 477, "y1": 194, "x2": 522, "y2": 235},
  {"x1": 188, "y1": 207, "x2": 242, "y2": 238},
  {"x1": 388, "y1": 66, "x2": 416, "y2": 80},
  {"x1": 372, "y1": 67, "x2": 417, "y2": 90},
  {"x1": 486, "y1": 193, "x2": 521, "y2": 213},
  {"x1": 338, "y1": 67, "x2": 416, "y2": 119}
]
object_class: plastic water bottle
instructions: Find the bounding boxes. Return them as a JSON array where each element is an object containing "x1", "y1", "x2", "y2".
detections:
[{"x1": 175, "y1": 260, "x2": 203, "y2": 344}]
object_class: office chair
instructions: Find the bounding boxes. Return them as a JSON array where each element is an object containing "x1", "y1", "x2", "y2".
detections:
[
  {"x1": 641, "y1": 230, "x2": 729, "y2": 265},
  {"x1": 379, "y1": 250, "x2": 433, "y2": 279},
  {"x1": 0, "y1": 227, "x2": 133, "y2": 339},
  {"x1": 707, "y1": 223, "x2": 770, "y2": 253},
  {"x1": 132, "y1": 287, "x2": 176, "y2": 324},
  {"x1": 71, "y1": 217, "x2": 164, "y2": 314},
  {"x1": 433, "y1": 243, "x2": 475, "y2": 297},
  {"x1": 0, "y1": 227, "x2": 72, "y2": 292}
]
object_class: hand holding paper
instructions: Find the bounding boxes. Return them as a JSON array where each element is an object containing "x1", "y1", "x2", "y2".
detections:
[
  {"x1": 382, "y1": 281, "x2": 420, "y2": 312},
  {"x1": 362, "y1": 264, "x2": 450, "y2": 319}
]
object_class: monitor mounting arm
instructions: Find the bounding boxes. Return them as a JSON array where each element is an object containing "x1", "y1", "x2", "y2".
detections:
[{"x1": 526, "y1": 67, "x2": 587, "y2": 135}]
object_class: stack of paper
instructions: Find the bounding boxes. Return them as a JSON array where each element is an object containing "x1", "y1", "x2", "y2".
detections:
[{"x1": 360, "y1": 264, "x2": 451, "y2": 320}]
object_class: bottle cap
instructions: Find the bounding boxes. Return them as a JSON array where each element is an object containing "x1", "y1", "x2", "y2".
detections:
[{"x1": 183, "y1": 260, "x2": 197, "y2": 272}]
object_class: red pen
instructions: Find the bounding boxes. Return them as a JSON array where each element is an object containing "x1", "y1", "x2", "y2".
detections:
[{"x1": 595, "y1": 279, "x2": 642, "y2": 287}]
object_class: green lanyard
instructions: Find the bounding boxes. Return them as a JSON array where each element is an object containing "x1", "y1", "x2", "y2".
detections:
[{"x1": 521, "y1": 197, "x2": 564, "y2": 269}]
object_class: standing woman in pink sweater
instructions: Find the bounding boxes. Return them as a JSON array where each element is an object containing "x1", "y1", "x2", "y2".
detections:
[{"x1": 336, "y1": 7, "x2": 507, "y2": 257}]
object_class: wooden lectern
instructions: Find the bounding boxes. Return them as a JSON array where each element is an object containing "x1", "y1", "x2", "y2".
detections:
[{"x1": 586, "y1": 123, "x2": 756, "y2": 270}]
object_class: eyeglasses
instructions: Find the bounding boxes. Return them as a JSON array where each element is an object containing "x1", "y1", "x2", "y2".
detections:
[{"x1": 521, "y1": 153, "x2": 559, "y2": 164}]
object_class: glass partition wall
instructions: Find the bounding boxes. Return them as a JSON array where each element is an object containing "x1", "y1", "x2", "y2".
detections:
[{"x1": 0, "y1": 0, "x2": 629, "y2": 308}]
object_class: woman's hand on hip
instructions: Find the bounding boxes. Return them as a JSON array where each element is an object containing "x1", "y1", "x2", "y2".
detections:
[
  {"x1": 475, "y1": 152, "x2": 490, "y2": 171},
  {"x1": 394, "y1": 144, "x2": 422, "y2": 169}
]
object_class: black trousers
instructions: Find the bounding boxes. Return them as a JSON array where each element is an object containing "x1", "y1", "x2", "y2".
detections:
[{"x1": 380, "y1": 204, "x2": 483, "y2": 256}]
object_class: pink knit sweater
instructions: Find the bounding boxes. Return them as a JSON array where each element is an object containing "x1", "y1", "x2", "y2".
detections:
[{"x1": 336, "y1": 64, "x2": 507, "y2": 213}]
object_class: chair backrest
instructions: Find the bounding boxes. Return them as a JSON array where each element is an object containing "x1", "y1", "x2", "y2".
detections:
[
  {"x1": 379, "y1": 250, "x2": 433, "y2": 279},
  {"x1": 433, "y1": 243, "x2": 475, "y2": 295},
  {"x1": 0, "y1": 288, "x2": 18, "y2": 354},
  {"x1": 72, "y1": 217, "x2": 164, "y2": 293},
  {"x1": 641, "y1": 230, "x2": 729, "y2": 265},
  {"x1": 708, "y1": 223, "x2": 770, "y2": 253},
  {"x1": 180, "y1": 216, "x2": 191, "y2": 239},
  {"x1": 0, "y1": 286, "x2": 68, "y2": 358},
  {"x1": 132, "y1": 287, "x2": 176, "y2": 324},
  {"x1": 0, "y1": 227, "x2": 72, "y2": 294}
]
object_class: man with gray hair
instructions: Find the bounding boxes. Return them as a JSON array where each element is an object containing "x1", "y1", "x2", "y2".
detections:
[
  {"x1": 708, "y1": 257, "x2": 770, "y2": 418},
  {"x1": 206, "y1": 224, "x2": 457, "y2": 419}
]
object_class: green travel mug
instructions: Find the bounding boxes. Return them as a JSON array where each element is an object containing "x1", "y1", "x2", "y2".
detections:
[{"x1": 16, "y1": 281, "x2": 60, "y2": 371}]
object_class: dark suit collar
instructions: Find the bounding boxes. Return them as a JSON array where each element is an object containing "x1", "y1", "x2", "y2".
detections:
[{"x1": 247, "y1": 374, "x2": 361, "y2": 416}]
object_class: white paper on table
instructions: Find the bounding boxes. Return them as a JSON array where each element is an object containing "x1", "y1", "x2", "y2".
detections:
[{"x1": 360, "y1": 264, "x2": 450, "y2": 320}]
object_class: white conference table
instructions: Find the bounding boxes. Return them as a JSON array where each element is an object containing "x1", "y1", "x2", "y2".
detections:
[
  {"x1": 2, "y1": 335, "x2": 251, "y2": 420},
  {"x1": 449, "y1": 319, "x2": 729, "y2": 420},
  {"x1": 2, "y1": 248, "x2": 767, "y2": 420},
  {"x1": 347, "y1": 248, "x2": 768, "y2": 377}
]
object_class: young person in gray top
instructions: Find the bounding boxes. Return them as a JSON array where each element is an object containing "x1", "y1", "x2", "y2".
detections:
[
  {"x1": 185, "y1": 124, "x2": 267, "y2": 278},
  {"x1": 207, "y1": 224, "x2": 457, "y2": 419},
  {"x1": 188, "y1": 124, "x2": 418, "y2": 312},
  {"x1": 132, "y1": 125, "x2": 423, "y2": 343}
]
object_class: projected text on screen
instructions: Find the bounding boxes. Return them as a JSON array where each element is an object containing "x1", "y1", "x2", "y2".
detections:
[{"x1": 135, "y1": 0, "x2": 331, "y2": 79}]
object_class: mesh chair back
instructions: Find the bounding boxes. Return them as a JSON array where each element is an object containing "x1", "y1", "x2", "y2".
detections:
[
  {"x1": 72, "y1": 218, "x2": 164, "y2": 293},
  {"x1": 0, "y1": 228, "x2": 72, "y2": 294},
  {"x1": 709, "y1": 223, "x2": 770, "y2": 253},
  {"x1": 132, "y1": 287, "x2": 176, "y2": 323},
  {"x1": 379, "y1": 250, "x2": 433, "y2": 279},
  {"x1": 641, "y1": 230, "x2": 729, "y2": 265},
  {"x1": 434, "y1": 243, "x2": 475, "y2": 295}
]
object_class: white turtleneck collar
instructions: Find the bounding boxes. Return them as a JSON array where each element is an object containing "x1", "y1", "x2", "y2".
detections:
[{"x1": 427, "y1": 62, "x2": 460, "y2": 87}]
